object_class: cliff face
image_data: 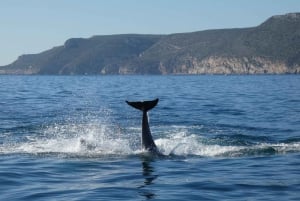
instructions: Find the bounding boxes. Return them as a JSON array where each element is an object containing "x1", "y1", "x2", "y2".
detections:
[
  {"x1": 197, "y1": 56, "x2": 299, "y2": 74},
  {"x1": 157, "y1": 56, "x2": 300, "y2": 74},
  {"x1": 1, "y1": 13, "x2": 300, "y2": 75}
]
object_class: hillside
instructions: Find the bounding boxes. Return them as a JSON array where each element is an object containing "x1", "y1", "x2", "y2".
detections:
[{"x1": 1, "y1": 13, "x2": 300, "y2": 75}]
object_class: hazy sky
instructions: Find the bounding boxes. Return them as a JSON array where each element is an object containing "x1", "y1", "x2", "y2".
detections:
[{"x1": 0, "y1": 0, "x2": 299, "y2": 66}]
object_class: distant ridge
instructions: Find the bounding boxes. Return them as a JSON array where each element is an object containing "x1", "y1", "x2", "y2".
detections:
[{"x1": 1, "y1": 13, "x2": 299, "y2": 75}]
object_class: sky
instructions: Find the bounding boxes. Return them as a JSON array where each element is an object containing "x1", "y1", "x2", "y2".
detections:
[{"x1": 0, "y1": 0, "x2": 299, "y2": 66}]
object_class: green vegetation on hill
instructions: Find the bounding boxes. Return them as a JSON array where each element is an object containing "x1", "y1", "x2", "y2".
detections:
[{"x1": 1, "y1": 13, "x2": 299, "y2": 74}]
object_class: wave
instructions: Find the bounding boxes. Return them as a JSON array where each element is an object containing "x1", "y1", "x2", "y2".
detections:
[
  {"x1": 0, "y1": 123, "x2": 299, "y2": 158},
  {"x1": 156, "y1": 132, "x2": 300, "y2": 157}
]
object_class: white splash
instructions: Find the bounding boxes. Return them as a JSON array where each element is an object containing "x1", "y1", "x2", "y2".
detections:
[
  {"x1": 155, "y1": 131, "x2": 300, "y2": 157},
  {"x1": 1, "y1": 123, "x2": 299, "y2": 158},
  {"x1": 155, "y1": 132, "x2": 242, "y2": 157},
  {"x1": 0, "y1": 122, "x2": 133, "y2": 157}
]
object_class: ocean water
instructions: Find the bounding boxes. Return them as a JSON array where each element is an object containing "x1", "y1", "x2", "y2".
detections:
[{"x1": 0, "y1": 75, "x2": 299, "y2": 200}]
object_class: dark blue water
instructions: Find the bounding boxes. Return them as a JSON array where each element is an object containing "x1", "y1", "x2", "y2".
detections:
[{"x1": 0, "y1": 75, "x2": 299, "y2": 200}]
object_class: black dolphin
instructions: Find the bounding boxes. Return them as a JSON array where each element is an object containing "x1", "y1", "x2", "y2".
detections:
[{"x1": 126, "y1": 98, "x2": 160, "y2": 154}]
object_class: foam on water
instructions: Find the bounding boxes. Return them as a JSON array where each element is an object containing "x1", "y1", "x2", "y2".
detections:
[
  {"x1": 155, "y1": 131, "x2": 300, "y2": 157},
  {"x1": 0, "y1": 120, "x2": 132, "y2": 157},
  {"x1": 1, "y1": 122, "x2": 299, "y2": 158}
]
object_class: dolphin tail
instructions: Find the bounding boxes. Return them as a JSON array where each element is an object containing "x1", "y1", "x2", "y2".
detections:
[{"x1": 126, "y1": 98, "x2": 159, "y2": 112}]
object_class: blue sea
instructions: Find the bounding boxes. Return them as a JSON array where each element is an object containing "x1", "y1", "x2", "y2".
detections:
[{"x1": 0, "y1": 75, "x2": 299, "y2": 200}]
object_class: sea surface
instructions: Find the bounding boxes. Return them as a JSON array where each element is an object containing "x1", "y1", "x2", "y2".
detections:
[{"x1": 0, "y1": 75, "x2": 299, "y2": 200}]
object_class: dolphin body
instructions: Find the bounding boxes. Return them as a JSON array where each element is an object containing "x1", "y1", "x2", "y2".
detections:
[{"x1": 126, "y1": 98, "x2": 160, "y2": 154}]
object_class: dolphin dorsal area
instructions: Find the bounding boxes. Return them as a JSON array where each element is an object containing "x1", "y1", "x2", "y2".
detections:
[{"x1": 126, "y1": 99, "x2": 159, "y2": 153}]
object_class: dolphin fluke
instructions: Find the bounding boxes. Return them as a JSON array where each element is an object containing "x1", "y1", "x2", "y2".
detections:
[
  {"x1": 126, "y1": 98, "x2": 160, "y2": 154},
  {"x1": 126, "y1": 98, "x2": 159, "y2": 112}
]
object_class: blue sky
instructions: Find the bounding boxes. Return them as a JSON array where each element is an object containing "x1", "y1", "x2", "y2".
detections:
[{"x1": 0, "y1": 0, "x2": 299, "y2": 66}]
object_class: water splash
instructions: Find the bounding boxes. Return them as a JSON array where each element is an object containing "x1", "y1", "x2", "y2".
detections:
[
  {"x1": 0, "y1": 120, "x2": 133, "y2": 157},
  {"x1": 155, "y1": 132, "x2": 300, "y2": 157},
  {"x1": 1, "y1": 122, "x2": 299, "y2": 158}
]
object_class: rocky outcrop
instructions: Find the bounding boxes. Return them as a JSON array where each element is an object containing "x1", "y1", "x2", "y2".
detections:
[{"x1": 164, "y1": 56, "x2": 300, "y2": 74}]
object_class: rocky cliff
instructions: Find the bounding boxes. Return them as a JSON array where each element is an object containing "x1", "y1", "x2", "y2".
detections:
[{"x1": 1, "y1": 13, "x2": 299, "y2": 75}]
